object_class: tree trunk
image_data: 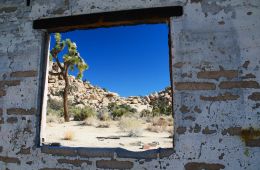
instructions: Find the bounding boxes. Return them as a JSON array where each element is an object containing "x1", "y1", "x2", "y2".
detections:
[{"x1": 63, "y1": 72, "x2": 70, "y2": 122}]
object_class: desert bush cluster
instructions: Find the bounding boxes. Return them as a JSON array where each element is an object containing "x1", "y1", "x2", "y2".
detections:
[
  {"x1": 47, "y1": 99, "x2": 63, "y2": 117},
  {"x1": 146, "y1": 116, "x2": 173, "y2": 133},
  {"x1": 118, "y1": 117, "x2": 143, "y2": 137},
  {"x1": 70, "y1": 106, "x2": 96, "y2": 121},
  {"x1": 150, "y1": 97, "x2": 172, "y2": 116},
  {"x1": 108, "y1": 103, "x2": 137, "y2": 119},
  {"x1": 47, "y1": 99, "x2": 97, "y2": 121},
  {"x1": 47, "y1": 98, "x2": 174, "y2": 140}
]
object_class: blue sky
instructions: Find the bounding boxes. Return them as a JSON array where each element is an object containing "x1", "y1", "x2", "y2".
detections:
[{"x1": 50, "y1": 24, "x2": 170, "y2": 97}]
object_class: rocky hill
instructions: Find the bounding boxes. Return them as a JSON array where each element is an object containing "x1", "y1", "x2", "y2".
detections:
[{"x1": 48, "y1": 62, "x2": 172, "y2": 113}]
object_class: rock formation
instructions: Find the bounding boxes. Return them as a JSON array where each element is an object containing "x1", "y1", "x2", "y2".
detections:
[{"x1": 48, "y1": 62, "x2": 172, "y2": 112}]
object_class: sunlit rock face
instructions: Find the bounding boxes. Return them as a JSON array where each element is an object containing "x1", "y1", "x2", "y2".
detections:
[{"x1": 48, "y1": 62, "x2": 172, "y2": 112}]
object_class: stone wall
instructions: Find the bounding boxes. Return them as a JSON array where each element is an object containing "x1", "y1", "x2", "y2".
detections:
[{"x1": 0, "y1": 0, "x2": 259, "y2": 169}]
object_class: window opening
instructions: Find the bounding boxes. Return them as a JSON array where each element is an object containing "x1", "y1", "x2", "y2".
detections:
[{"x1": 42, "y1": 24, "x2": 174, "y2": 151}]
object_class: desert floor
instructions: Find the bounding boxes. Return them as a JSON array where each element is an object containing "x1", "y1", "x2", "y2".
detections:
[{"x1": 45, "y1": 120, "x2": 173, "y2": 151}]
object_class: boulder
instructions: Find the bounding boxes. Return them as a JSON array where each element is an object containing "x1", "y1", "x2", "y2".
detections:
[{"x1": 47, "y1": 67, "x2": 172, "y2": 113}]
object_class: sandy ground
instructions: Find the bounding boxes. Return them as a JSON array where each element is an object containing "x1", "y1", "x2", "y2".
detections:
[{"x1": 45, "y1": 120, "x2": 173, "y2": 151}]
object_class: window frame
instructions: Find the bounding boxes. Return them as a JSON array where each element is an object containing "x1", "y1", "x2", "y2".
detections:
[{"x1": 35, "y1": 6, "x2": 183, "y2": 159}]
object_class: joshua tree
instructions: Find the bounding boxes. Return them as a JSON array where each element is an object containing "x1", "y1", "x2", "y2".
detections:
[{"x1": 49, "y1": 33, "x2": 88, "y2": 122}]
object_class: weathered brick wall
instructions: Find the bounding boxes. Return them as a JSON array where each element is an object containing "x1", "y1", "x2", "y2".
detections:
[{"x1": 0, "y1": 0, "x2": 259, "y2": 169}]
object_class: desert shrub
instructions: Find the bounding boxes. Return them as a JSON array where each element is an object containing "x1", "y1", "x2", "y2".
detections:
[
  {"x1": 152, "y1": 117, "x2": 168, "y2": 127},
  {"x1": 46, "y1": 114, "x2": 64, "y2": 123},
  {"x1": 107, "y1": 102, "x2": 118, "y2": 111},
  {"x1": 119, "y1": 117, "x2": 143, "y2": 137},
  {"x1": 47, "y1": 99, "x2": 63, "y2": 111},
  {"x1": 147, "y1": 116, "x2": 169, "y2": 133},
  {"x1": 47, "y1": 107, "x2": 63, "y2": 117},
  {"x1": 68, "y1": 84, "x2": 78, "y2": 94},
  {"x1": 83, "y1": 117, "x2": 99, "y2": 126},
  {"x1": 147, "y1": 124, "x2": 162, "y2": 133},
  {"x1": 47, "y1": 98, "x2": 72, "y2": 117},
  {"x1": 50, "y1": 89, "x2": 63, "y2": 96},
  {"x1": 111, "y1": 108, "x2": 129, "y2": 118},
  {"x1": 70, "y1": 106, "x2": 96, "y2": 121},
  {"x1": 96, "y1": 122, "x2": 110, "y2": 128},
  {"x1": 108, "y1": 103, "x2": 137, "y2": 119},
  {"x1": 63, "y1": 130, "x2": 75, "y2": 140},
  {"x1": 98, "y1": 108, "x2": 111, "y2": 121},
  {"x1": 151, "y1": 98, "x2": 172, "y2": 116},
  {"x1": 140, "y1": 109, "x2": 152, "y2": 117},
  {"x1": 166, "y1": 116, "x2": 174, "y2": 126}
]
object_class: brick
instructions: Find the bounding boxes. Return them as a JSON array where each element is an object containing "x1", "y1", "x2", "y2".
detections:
[
  {"x1": 241, "y1": 128, "x2": 260, "y2": 147},
  {"x1": 200, "y1": 92, "x2": 239, "y2": 101},
  {"x1": 248, "y1": 92, "x2": 260, "y2": 101},
  {"x1": 222, "y1": 127, "x2": 242, "y2": 136},
  {"x1": 202, "y1": 127, "x2": 217, "y2": 134},
  {"x1": 57, "y1": 159, "x2": 92, "y2": 167},
  {"x1": 241, "y1": 73, "x2": 256, "y2": 79},
  {"x1": 197, "y1": 70, "x2": 238, "y2": 79},
  {"x1": 0, "y1": 7, "x2": 17, "y2": 13},
  {"x1": 159, "y1": 149, "x2": 174, "y2": 158},
  {"x1": 17, "y1": 147, "x2": 31, "y2": 155},
  {"x1": 176, "y1": 127, "x2": 186, "y2": 134},
  {"x1": 245, "y1": 139, "x2": 260, "y2": 147},
  {"x1": 39, "y1": 168, "x2": 70, "y2": 170},
  {"x1": 41, "y1": 146, "x2": 77, "y2": 156},
  {"x1": 7, "y1": 117, "x2": 18, "y2": 124},
  {"x1": 184, "y1": 162, "x2": 225, "y2": 170},
  {"x1": 219, "y1": 81, "x2": 260, "y2": 89},
  {"x1": 0, "y1": 89, "x2": 6, "y2": 97},
  {"x1": 221, "y1": 128, "x2": 260, "y2": 147},
  {"x1": 0, "y1": 80, "x2": 20, "y2": 87},
  {"x1": 184, "y1": 116, "x2": 195, "y2": 121},
  {"x1": 175, "y1": 82, "x2": 216, "y2": 90},
  {"x1": 181, "y1": 72, "x2": 192, "y2": 78},
  {"x1": 0, "y1": 155, "x2": 20, "y2": 164},
  {"x1": 173, "y1": 62, "x2": 185, "y2": 68},
  {"x1": 180, "y1": 105, "x2": 190, "y2": 113},
  {"x1": 194, "y1": 106, "x2": 202, "y2": 113},
  {"x1": 78, "y1": 148, "x2": 114, "y2": 158},
  {"x1": 7, "y1": 108, "x2": 36, "y2": 115},
  {"x1": 194, "y1": 124, "x2": 201, "y2": 133},
  {"x1": 10, "y1": 70, "x2": 38, "y2": 77},
  {"x1": 0, "y1": 118, "x2": 3, "y2": 124},
  {"x1": 96, "y1": 160, "x2": 133, "y2": 169}
]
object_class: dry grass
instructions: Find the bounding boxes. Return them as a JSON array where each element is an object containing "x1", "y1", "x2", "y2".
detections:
[
  {"x1": 63, "y1": 130, "x2": 75, "y2": 140},
  {"x1": 147, "y1": 116, "x2": 173, "y2": 133},
  {"x1": 119, "y1": 117, "x2": 143, "y2": 137},
  {"x1": 96, "y1": 122, "x2": 110, "y2": 128},
  {"x1": 99, "y1": 111, "x2": 111, "y2": 121},
  {"x1": 47, "y1": 115, "x2": 64, "y2": 124},
  {"x1": 82, "y1": 117, "x2": 111, "y2": 128},
  {"x1": 146, "y1": 124, "x2": 162, "y2": 133},
  {"x1": 152, "y1": 117, "x2": 168, "y2": 129},
  {"x1": 83, "y1": 117, "x2": 99, "y2": 126}
]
